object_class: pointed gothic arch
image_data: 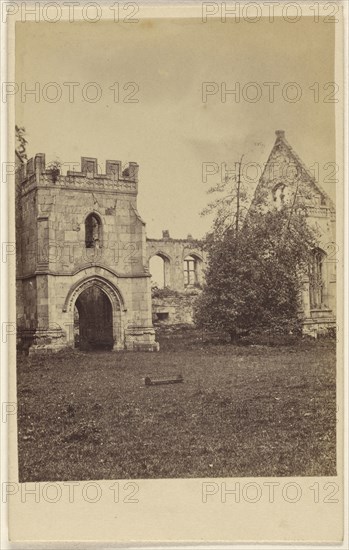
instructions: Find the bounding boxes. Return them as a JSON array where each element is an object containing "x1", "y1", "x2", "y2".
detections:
[
  {"x1": 63, "y1": 275, "x2": 126, "y2": 350},
  {"x1": 149, "y1": 251, "x2": 172, "y2": 288}
]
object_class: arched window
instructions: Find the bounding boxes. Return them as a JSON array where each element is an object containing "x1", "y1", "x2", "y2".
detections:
[
  {"x1": 150, "y1": 255, "x2": 166, "y2": 288},
  {"x1": 85, "y1": 213, "x2": 101, "y2": 248},
  {"x1": 309, "y1": 248, "x2": 326, "y2": 309},
  {"x1": 183, "y1": 255, "x2": 202, "y2": 287},
  {"x1": 149, "y1": 253, "x2": 171, "y2": 288}
]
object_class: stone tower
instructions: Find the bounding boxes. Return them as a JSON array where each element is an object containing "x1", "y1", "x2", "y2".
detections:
[{"x1": 16, "y1": 154, "x2": 159, "y2": 353}]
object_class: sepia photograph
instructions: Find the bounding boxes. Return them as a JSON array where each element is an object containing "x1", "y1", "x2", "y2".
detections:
[
  {"x1": 13, "y1": 12, "x2": 341, "y2": 488},
  {"x1": 3, "y1": 1, "x2": 346, "y2": 544}
]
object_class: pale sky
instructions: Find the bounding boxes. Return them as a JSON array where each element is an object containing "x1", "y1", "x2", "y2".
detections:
[{"x1": 16, "y1": 18, "x2": 336, "y2": 239}]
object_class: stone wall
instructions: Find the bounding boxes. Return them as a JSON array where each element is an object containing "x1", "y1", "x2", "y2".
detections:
[
  {"x1": 146, "y1": 233, "x2": 207, "y2": 291},
  {"x1": 16, "y1": 132, "x2": 337, "y2": 348},
  {"x1": 151, "y1": 290, "x2": 200, "y2": 326},
  {"x1": 251, "y1": 130, "x2": 336, "y2": 334},
  {"x1": 16, "y1": 154, "x2": 158, "y2": 353},
  {"x1": 146, "y1": 232, "x2": 207, "y2": 327}
]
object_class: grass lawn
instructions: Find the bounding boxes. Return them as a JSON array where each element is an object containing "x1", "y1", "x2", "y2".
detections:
[{"x1": 17, "y1": 329, "x2": 336, "y2": 481}]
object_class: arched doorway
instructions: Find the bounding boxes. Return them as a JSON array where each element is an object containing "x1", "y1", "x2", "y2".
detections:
[
  {"x1": 74, "y1": 286, "x2": 113, "y2": 350},
  {"x1": 63, "y1": 274, "x2": 126, "y2": 351}
]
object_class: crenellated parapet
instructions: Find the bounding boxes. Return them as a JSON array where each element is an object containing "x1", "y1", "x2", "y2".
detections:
[
  {"x1": 66, "y1": 157, "x2": 139, "y2": 182},
  {"x1": 18, "y1": 154, "x2": 139, "y2": 195}
]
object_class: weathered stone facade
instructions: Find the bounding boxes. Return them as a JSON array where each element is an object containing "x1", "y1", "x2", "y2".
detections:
[
  {"x1": 15, "y1": 131, "x2": 336, "y2": 351},
  {"x1": 151, "y1": 291, "x2": 201, "y2": 326},
  {"x1": 146, "y1": 131, "x2": 337, "y2": 335},
  {"x1": 252, "y1": 130, "x2": 336, "y2": 335},
  {"x1": 16, "y1": 154, "x2": 159, "y2": 353},
  {"x1": 146, "y1": 234, "x2": 207, "y2": 325}
]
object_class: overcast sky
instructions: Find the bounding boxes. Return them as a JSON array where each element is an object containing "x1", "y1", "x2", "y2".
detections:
[{"x1": 16, "y1": 17, "x2": 336, "y2": 238}]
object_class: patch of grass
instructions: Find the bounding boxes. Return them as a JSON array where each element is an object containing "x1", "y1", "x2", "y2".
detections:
[{"x1": 17, "y1": 331, "x2": 336, "y2": 481}]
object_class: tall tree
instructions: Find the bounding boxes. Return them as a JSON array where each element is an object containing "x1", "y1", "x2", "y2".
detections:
[
  {"x1": 195, "y1": 195, "x2": 316, "y2": 340},
  {"x1": 201, "y1": 155, "x2": 254, "y2": 240}
]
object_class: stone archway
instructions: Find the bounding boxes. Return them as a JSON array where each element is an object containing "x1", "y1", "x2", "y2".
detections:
[
  {"x1": 63, "y1": 275, "x2": 125, "y2": 350},
  {"x1": 75, "y1": 286, "x2": 113, "y2": 350}
]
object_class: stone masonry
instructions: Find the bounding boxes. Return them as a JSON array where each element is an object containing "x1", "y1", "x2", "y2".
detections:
[
  {"x1": 146, "y1": 233, "x2": 207, "y2": 326},
  {"x1": 16, "y1": 131, "x2": 337, "y2": 351},
  {"x1": 251, "y1": 130, "x2": 336, "y2": 335},
  {"x1": 16, "y1": 154, "x2": 159, "y2": 353},
  {"x1": 146, "y1": 131, "x2": 337, "y2": 335}
]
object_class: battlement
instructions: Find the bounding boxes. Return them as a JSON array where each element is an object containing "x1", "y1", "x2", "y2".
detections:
[
  {"x1": 66, "y1": 157, "x2": 139, "y2": 181},
  {"x1": 18, "y1": 154, "x2": 139, "y2": 194}
]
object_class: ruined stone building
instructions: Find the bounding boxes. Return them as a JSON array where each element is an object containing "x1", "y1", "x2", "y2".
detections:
[
  {"x1": 15, "y1": 154, "x2": 159, "y2": 353},
  {"x1": 251, "y1": 130, "x2": 336, "y2": 334},
  {"x1": 15, "y1": 130, "x2": 336, "y2": 353},
  {"x1": 146, "y1": 232, "x2": 206, "y2": 326},
  {"x1": 145, "y1": 131, "x2": 336, "y2": 335}
]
